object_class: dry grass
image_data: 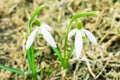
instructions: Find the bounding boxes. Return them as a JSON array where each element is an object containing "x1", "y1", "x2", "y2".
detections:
[{"x1": 0, "y1": 0, "x2": 120, "y2": 80}]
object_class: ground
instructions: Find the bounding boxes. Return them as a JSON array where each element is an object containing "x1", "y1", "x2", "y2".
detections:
[{"x1": 0, "y1": 0, "x2": 120, "y2": 80}]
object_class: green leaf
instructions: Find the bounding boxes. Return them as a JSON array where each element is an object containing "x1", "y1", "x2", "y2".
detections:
[
  {"x1": 0, "y1": 64, "x2": 24, "y2": 75},
  {"x1": 27, "y1": 45, "x2": 38, "y2": 80},
  {"x1": 29, "y1": 5, "x2": 44, "y2": 32},
  {"x1": 26, "y1": 48, "x2": 32, "y2": 69},
  {"x1": 51, "y1": 47, "x2": 63, "y2": 63},
  {"x1": 68, "y1": 44, "x2": 75, "y2": 59}
]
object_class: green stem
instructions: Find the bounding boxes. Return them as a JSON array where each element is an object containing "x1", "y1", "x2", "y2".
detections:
[
  {"x1": 26, "y1": 46, "x2": 37, "y2": 80},
  {"x1": 63, "y1": 21, "x2": 73, "y2": 69},
  {"x1": 30, "y1": 45, "x2": 38, "y2": 80}
]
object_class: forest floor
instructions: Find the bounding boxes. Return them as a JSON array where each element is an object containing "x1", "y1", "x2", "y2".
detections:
[{"x1": 0, "y1": 0, "x2": 120, "y2": 80}]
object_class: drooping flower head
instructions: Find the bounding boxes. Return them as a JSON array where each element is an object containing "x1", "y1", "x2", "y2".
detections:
[
  {"x1": 26, "y1": 24, "x2": 57, "y2": 49},
  {"x1": 68, "y1": 22, "x2": 97, "y2": 59}
]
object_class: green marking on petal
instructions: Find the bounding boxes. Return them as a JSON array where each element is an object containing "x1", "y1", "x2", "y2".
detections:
[
  {"x1": 38, "y1": 34, "x2": 43, "y2": 37},
  {"x1": 82, "y1": 35, "x2": 86, "y2": 40}
]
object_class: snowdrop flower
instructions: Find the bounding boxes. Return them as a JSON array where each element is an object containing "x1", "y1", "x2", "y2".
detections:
[
  {"x1": 26, "y1": 24, "x2": 57, "y2": 49},
  {"x1": 68, "y1": 22, "x2": 97, "y2": 59}
]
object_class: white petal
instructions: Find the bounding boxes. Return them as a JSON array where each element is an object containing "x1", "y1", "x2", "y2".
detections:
[
  {"x1": 75, "y1": 32, "x2": 83, "y2": 59},
  {"x1": 26, "y1": 28, "x2": 38, "y2": 49},
  {"x1": 68, "y1": 29, "x2": 77, "y2": 40},
  {"x1": 37, "y1": 27, "x2": 42, "y2": 34},
  {"x1": 41, "y1": 24, "x2": 52, "y2": 31},
  {"x1": 83, "y1": 29, "x2": 97, "y2": 45},
  {"x1": 41, "y1": 28, "x2": 57, "y2": 47}
]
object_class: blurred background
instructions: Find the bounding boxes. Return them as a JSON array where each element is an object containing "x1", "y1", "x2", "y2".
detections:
[{"x1": 0, "y1": 0, "x2": 120, "y2": 80}]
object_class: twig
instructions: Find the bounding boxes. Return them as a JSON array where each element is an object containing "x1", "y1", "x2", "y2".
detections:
[
  {"x1": 84, "y1": 54, "x2": 96, "y2": 79},
  {"x1": 73, "y1": 60, "x2": 81, "y2": 80}
]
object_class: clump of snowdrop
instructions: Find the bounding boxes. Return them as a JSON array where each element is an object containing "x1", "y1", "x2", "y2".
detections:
[
  {"x1": 68, "y1": 22, "x2": 97, "y2": 59},
  {"x1": 26, "y1": 23, "x2": 57, "y2": 49},
  {"x1": 25, "y1": 7, "x2": 98, "y2": 79}
]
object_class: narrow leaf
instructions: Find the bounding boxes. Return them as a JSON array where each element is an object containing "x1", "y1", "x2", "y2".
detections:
[
  {"x1": 51, "y1": 47, "x2": 63, "y2": 63},
  {"x1": 68, "y1": 44, "x2": 75, "y2": 59},
  {"x1": 27, "y1": 49, "x2": 32, "y2": 69},
  {"x1": 30, "y1": 45, "x2": 38, "y2": 80},
  {"x1": 26, "y1": 36, "x2": 37, "y2": 79},
  {"x1": 0, "y1": 64, "x2": 24, "y2": 75}
]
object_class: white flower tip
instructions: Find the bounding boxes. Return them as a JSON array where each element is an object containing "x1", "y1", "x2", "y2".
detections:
[
  {"x1": 68, "y1": 36, "x2": 71, "y2": 40},
  {"x1": 93, "y1": 41, "x2": 97, "y2": 45},
  {"x1": 41, "y1": 28, "x2": 57, "y2": 48},
  {"x1": 26, "y1": 39, "x2": 33, "y2": 50},
  {"x1": 25, "y1": 28, "x2": 38, "y2": 50},
  {"x1": 90, "y1": 38, "x2": 97, "y2": 45},
  {"x1": 49, "y1": 40, "x2": 57, "y2": 48},
  {"x1": 76, "y1": 55, "x2": 80, "y2": 59},
  {"x1": 26, "y1": 44, "x2": 30, "y2": 50},
  {"x1": 68, "y1": 29, "x2": 77, "y2": 40},
  {"x1": 83, "y1": 29, "x2": 97, "y2": 45},
  {"x1": 91, "y1": 37, "x2": 97, "y2": 45},
  {"x1": 52, "y1": 44, "x2": 57, "y2": 48},
  {"x1": 41, "y1": 24, "x2": 52, "y2": 31}
]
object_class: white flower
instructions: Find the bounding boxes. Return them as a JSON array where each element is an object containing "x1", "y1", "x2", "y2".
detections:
[
  {"x1": 26, "y1": 24, "x2": 57, "y2": 49},
  {"x1": 68, "y1": 28, "x2": 97, "y2": 59}
]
